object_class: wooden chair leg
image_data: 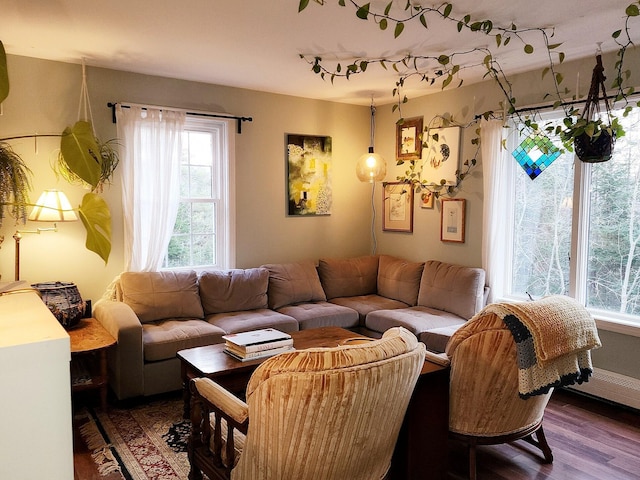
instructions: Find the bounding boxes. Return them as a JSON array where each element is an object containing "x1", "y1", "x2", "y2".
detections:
[
  {"x1": 522, "y1": 425, "x2": 554, "y2": 464},
  {"x1": 535, "y1": 426, "x2": 553, "y2": 463},
  {"x1": 468, "y1": 440, "x2": 477, "y2": 480}
]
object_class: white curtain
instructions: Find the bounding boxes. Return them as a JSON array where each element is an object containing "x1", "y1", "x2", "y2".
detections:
[
  {"x1": 480, "y1": 118, "x2": 510, "y2": 303},
  {"x1": 116, "y1": 105, "x2": 186, "y2": 271}
]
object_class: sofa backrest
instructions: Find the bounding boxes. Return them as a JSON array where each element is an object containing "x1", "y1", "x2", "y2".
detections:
[
  {"x1": 317, "y1": 255, "x2": 379, "y2": 299},
  {"x1": 417, "y1": 260, "x2": 486, "y2": 319},
  {"x1": 119, "y1": 270, "x2": 204, "y2": 323},
  {"x1": 377, "y1": 255, "x2": 424, "y2": 306},
  {"x1": 199, "y1": 268, "x2": 269, "y2": 315},
  {"x1": 262, "y1": 261, "x2": 327, "y2": 310}
]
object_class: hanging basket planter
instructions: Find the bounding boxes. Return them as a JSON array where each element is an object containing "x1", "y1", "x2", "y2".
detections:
[
  {"x1": 574, "y1": 130, "x2": 615, "y2": 163},
  {"x1": 573, "y1": 54, "x2": 616, "y2": 163}
]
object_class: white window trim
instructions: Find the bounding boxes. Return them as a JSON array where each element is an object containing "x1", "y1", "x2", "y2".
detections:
[{"x1": 167, "y1": 115, "x2": 236, "y2": 271}]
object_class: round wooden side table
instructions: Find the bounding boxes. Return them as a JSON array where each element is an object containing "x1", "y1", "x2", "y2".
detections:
[{"x1": 68, "y1": 318, "x2": 116, "y2": 410}]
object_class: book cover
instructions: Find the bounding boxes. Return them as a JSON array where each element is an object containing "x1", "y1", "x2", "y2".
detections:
[
  {"x1": 223, "y1": 345, "x2": 294, "y2": 362},
  {"x1": 226, "y1": 337, "x2": 294, "y2": 353},
  {"x1": 222, "y1": 328, "x2": 291, "y2": 347}
]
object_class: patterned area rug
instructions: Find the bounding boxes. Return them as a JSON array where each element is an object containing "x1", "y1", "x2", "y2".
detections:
[{"x1": 77, "y1": 396, "x2": 192, "y2": 479}]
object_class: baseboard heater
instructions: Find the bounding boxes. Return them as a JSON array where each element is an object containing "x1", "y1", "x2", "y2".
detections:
[{"x1": 568, "y1": 367, "x2": 640, "y2": 410}]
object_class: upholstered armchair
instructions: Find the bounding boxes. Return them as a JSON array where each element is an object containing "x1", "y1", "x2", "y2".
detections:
[
  {"x1": 187, "y1": 326, "x2": 426, "y2": 480},
  {"x1": 445, "y1": 295, "x2": 601, "y2": 480}
]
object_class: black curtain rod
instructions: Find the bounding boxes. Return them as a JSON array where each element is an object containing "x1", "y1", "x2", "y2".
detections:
[{"x1": 107, "y1": 102, "x2": 253, "y2": 134}]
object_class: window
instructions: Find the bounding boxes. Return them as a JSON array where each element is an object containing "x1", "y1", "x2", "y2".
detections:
[
  {"x1": 505, "y1": 106, "x2": 640, "y2": 325},
  {"x1": 164, "y1": 116, "x2": 235, "y2": 269}
]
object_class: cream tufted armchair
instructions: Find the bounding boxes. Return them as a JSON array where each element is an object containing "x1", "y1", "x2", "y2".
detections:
[
  {"x1": 445, "y1": 295, "x2": 601, "y2": 480},
  {"x1": 187, "y1": 326, "x2": 426, "y2": 480}
]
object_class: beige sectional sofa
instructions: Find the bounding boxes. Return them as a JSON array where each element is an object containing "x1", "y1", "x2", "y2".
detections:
[{"x1": 94, "y1": 254, "x2": 486, "y2": 400}]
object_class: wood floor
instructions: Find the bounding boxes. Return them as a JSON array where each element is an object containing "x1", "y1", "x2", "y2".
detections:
[{"x1": 73, "y1": 388, "x2": 640, "y2": 480}]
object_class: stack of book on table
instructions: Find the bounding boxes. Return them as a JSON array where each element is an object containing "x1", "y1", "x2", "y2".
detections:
[{"x1": 222, "y1": 328, "x2": 294, "y2": 362}]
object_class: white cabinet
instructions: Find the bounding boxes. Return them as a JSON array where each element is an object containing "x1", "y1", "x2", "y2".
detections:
[{"x1": 0, "y1": 283, "x2": 73, "y2": 480}]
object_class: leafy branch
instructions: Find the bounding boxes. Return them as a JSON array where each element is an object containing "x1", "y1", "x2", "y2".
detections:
[
  {"x1": 299, "y1": 1, "x2": 640, "y2": 161},
  {"x1": 398, "y1": 115, "x2": 479, "y2": 199}
]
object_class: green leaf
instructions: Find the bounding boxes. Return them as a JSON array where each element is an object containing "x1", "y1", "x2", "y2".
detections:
[
  {"x1": 443, "y1": 3, "x2": 453, "y2": 17},
  {"x1": 442, "y1": 75, "x2": 453, "y2": 88},
  {"x1": 384, "y1": 2, "x2": 392, "y2": 15},
  {"x1": 613, "y1": 29, "x2": 622, "y2": 39},
  {"x1": 356, "y1": 3, "x2": 370, "y2": 19},
  {"x1": 438, "y1": 55, "x2": 450, "y2": 65},
  {"x1": 542, "y1": 67, "x2": 550, "y2": 79},
  {"x1": 298, "y1": 0, "x2": 310, "y2": 12},
  {"x1": 394, "y1": 21, "x2": 405, "y2": 37},
  {"x1": 548, "y1": 43, "x2": 562, "y2": 49},
  {"x1": 78, "y1": 192, "x2": 112, "y2": 264},
  {"x1": 495, "y1": 33, "x2": 502, "y2": 47},
  {"x1": 524, "y1": 44, "x2": 534, "y2": 54},
  {"x1": 419, "y1": 13, "x2": 427, "y2": 29},
  {"x1": 626, "y1": 4, "x2": 639, "y2": 16},
  {"x1": 380, "y1": 18, "x2": 388, "y2": 30},
  {"x1": 0, "y1": 41, "x2": 8, "y2": 104},
  {"x1": 60, "y1": 121, "x2": 101, "y2": 188},
  {"x1": 558, "y1": 52, "x2": 565, "y2": 63}
]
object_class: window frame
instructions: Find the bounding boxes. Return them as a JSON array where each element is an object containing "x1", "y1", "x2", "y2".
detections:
[
  {"x1": 163, "y1": 115, "x2": 236, "y2": 271},
  {"x1": 502, "y1": 110, "x2": 640, "y2": 336}
]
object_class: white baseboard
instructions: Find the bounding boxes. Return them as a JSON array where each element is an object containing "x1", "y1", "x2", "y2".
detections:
[{"x1": 568, "y1": 368, "x2": 640, "y2": 410}]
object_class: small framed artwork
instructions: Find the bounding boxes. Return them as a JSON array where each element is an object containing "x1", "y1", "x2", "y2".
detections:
[
  {"x1": 422, "y1": 126, "x2": 461, "y2": 185},
  {"x1": 420, "y1": 189, "x2": 434, "y2": 209},
  {"x1": 396, "y1": 117, "x2": 423, "y2": 160},
  {"x1": 440, "y1": 198, "x2": 466, "y2": 243},
  {"x1": 383, "y1": 182, "x2": 414, "y2": 232}
]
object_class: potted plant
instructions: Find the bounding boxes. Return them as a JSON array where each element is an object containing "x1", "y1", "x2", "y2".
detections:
[{"x1": 0, "y1": 142, "x2": 32, "y2": 228}]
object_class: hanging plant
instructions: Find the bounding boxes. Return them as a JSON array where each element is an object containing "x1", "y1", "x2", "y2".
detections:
[
  {"x1": 56, "y1": 122, "x2": 120, "y2": 192},
  {"x1": 559, "y1": 55, "x2": 622, "y2": 162},
  {"x1": 0, "y1": 142, "x2": 32, "y2": 227}
]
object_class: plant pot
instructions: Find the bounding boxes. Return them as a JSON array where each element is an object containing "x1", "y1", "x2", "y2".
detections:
[{"x1": 574, "y1": 130, "x2": 615, "y2": 163}]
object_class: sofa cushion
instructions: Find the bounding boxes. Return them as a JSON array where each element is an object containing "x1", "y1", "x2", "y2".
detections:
[
  {"x1": 120, "y1": 270, "x2": 204, "y2": 323},
  {"x1": 206, "y1": 309, "x2": 299, "y2": 335},
  {"x1": 277, "y1": 301, "x2": 359, "y2": 330},
  {"x1": 142, "y1": 319, "x2": 226, "y2": 362},
  {"x1": 199, "y1": 268, "x2": 269, "y2": 315},
  {"x1": 262, "y1": 261, "x2": 326, "y2": 310},
  {"x1": 317, "y1": 256, "x2": 379, "y2": 299},
  {"x1": 330, "y1": 294, "x2": 409, "y2": 324},
  {"x1": 377, "y1": 255, "x2": 424, "y2": 306},
  {"x1": 418, "y1": 324, "x2": 463, "y2": 353},
  {"x1": 417, "y1": 260, "x2": 486, "y2": 319}
]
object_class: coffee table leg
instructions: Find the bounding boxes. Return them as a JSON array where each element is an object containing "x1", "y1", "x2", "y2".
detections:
[{"x1": 181, "y1": 362, "x2": 191, "y2": 419}]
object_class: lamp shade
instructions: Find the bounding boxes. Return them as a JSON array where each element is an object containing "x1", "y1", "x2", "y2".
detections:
[
  {"x1": 28, "y1": 189, "x2": 78, "y2": 222},
  {"x1": 356, "y1": 149, "x2": 386, "y2": 183}
]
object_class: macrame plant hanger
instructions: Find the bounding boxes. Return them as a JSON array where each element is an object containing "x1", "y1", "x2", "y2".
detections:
[
  {"x1": 78, "y1": 59, "x2": 96, "y2": 134},
  {"x1": 574, "y1": 53, "x2": 615, "y2": 163}
]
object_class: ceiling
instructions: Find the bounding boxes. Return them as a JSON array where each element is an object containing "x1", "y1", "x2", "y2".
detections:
[{"x1": 1, "y1": 0, "x2": 635, "y2": 105}]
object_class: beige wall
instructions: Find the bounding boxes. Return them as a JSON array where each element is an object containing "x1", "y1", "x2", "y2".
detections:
[{"x1": 0, "y1": 55, "x2": 373, "y2": 301}]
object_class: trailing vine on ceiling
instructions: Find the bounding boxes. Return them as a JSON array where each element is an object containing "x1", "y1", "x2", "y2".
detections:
[{"x1": 299, "y1": 1, "x2": 640, "y2": 179}]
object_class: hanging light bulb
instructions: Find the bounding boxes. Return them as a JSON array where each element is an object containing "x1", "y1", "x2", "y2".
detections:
[{"x1": 356, "y1": 101, "x2": 386, "y2": 183}]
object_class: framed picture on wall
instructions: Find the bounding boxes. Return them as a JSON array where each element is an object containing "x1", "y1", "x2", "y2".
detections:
[
  {"x1": 420, "y1": 190, "x2": 434, "y2": 209},
  {"x1": 383, "y1": 182, "x2": 414, "y2": 232},
  {"x1": 440, "y1": 198, "x2": 466, "y2": 242},
  {"x1": 286, "y1": 134, "x2": 332, "y2": 216},
  {"x1": 422, "y1": 126, "x2": 461, "y2": 185},
  {"x1": 396, "y1": 117, "x2": 423, "y2": 161}
]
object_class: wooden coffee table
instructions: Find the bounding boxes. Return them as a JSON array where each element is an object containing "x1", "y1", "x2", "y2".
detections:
[{"x1": 177, "y1": 326, "x2": 449, "y2": 479}]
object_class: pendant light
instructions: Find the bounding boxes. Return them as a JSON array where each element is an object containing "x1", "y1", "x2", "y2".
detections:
[
  {"x1": 356, "y1": 100, "x2": 386, "y2": 255},
  {"x1": 356, "y1": 101, "x2": 386, "y2": 183}
]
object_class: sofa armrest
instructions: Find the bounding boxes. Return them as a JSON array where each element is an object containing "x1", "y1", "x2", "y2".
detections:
[{"x1": 94, "y1": 299, "x2": 144, "y2": 399}]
